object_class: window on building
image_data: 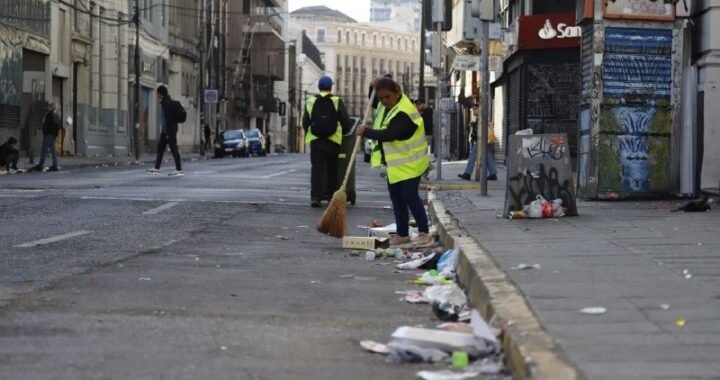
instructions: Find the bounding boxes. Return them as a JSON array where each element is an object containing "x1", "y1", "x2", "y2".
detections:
[
  {"x1": 161, "y1": 0, "x2": 166, "y2": 26},
  {"x1": 320, "y1": 52, "x2": 325, "y2": 65},
  {"x1": 346, "y1": 32, "x2": 350, "y2": 43},
  {"x1": 373, "y1": 34, "x2": 377, "y2": 47},
  {"x1": 317, "y1": 29, "x2": 325, "y2": 42},
  {"x1": 354, "y1": 32, "x2": 358, "y2": 45},
  {"x1": 390, "y1": 37, "x2": 394, "y2": 48},
  {"x1": 362, "y1": 33, "x2": 366, "y2": 46},
  {"x1": 405, "y1": 38, "x2": 408, "y2": 50},
  {"x1": 338, "y1": 30, "x2": 342, "y2": 43},
  {"x1": 382, "y1": 36, "x2": 385, "y2": 47},
  {"x1": 412, "y1": 39, "x2": 415, "y2": 51},
  {"x1": 533, "y1": 0, "x2": 574, "y2": 14},
  {"x1": 337, "y1": 54, "x2": 342, "y2": 70}
]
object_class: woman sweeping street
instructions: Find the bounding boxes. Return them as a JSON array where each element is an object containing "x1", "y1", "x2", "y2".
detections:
[{"x1": 357, "y1": 77, "x2": 433, "y2": 248}]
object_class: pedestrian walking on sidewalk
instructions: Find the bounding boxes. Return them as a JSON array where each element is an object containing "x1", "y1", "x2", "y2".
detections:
[
  {"x1": 358, "y1": 77, "x2": 433, "y2": 248},
  {"x1": 34, "y1": 102, "x2": 61, "y2": 172},
  {"x1": 302, "y1": 75, "x2": 352, "y2": 208},
  {"x1": 147, "y1": 85, "x2": 186, "y2": 177},
  {"x1": 458, "y1": 107, "x2": 497, "y2": 181},
  {"x1": 203, "y1": 124, "x2": 212, "y2": 154},
  {"x1": 0, "y1": 137, "x2": 20, "y2": 174}
]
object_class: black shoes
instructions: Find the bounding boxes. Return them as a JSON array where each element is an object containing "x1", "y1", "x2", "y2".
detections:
[
  {"x1": 310, "y1": 199, "x2": 321, "y2": 208},
  {"x1": 458, "y1": 173, "x2": 497, "y2": 181},
  {"x1": 48, "y1": 166, "x2": 58, "y2": 172}
]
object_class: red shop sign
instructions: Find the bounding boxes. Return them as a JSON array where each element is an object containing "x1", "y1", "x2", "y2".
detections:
[{"x1": 518, "y1": 13, "x2": 581, "y2": 50}]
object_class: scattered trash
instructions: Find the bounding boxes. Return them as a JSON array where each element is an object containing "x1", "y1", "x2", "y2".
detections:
[
  {"x1": 397, "y1": 253, "x2": 440, "y2": 270},
  {"x1": 523, "y1": 195, "x2": 565, "y2": 218},
  {"x1": 437, "y1": 322, "x2": 473, "y2": 334},
  {"x1": 276, "y1": 235, "x2": 290, "y2": 240},
  {"x1": 365, "y1": 251, "x2": 376, "y2": 261},
  {"x1": 423, "y1": 285, "x2": 467, "y2": 310},
  {"x1": 391, "y1": 326, "x2": 491, "y2": 357},
  {"x1": 437, "y1": 248, "x2": 459, "y2": 278},
  {"x1": 348, "y1": 251, "x2": 361, "y2": 257},
  {"x1": 698, "y1": 242, "x2": 703, "y2": 247},
  {"x1": 683, "y1": 269, "x2": 693, "y2": 279},
  {"x1": 451, "y1": 351, "x2": 469, "y2": 369},
  {"x1": 338, "y1": 274, "x2": 355, "y2": 279},
  {"x1": 343, "y1": 236, "x2": 389, "y2": 250},
  {"x1": 414, "y1": 270, "x2": 453, "y2": 286},
  {"x1": 138, "y1": 277, "x2": 152, "y2": 281},
  {"x1": 220, "y1": 346, "x2": 227, "y2": 351},
  {"x1": 297, "y1": 225, "x2": 309, "y2": 228},
  {"x1": 470, "y1": 310, "x2": 500, "y2": 352},
  {"x1": 511, "y1": 263, "x2": 541, "y2": 270},
  {"x1": 387, "y1": 342, "x2": 449, "y2": 364},
  {"x1": 359, "y1": 340, "x2": 390, "y2": 355},
  {"x1": 310, "y1": 280, "x2": 321, "y2": 284},
  {"x1": 509, "y1": 210, "x2": 526, "y2": 219},
  {"x1": 660, "y1": 303, "x2": 671, "y2": 310},
  {"x1": 607, "y1": 192, "x2": 618, "y2": 201},
  {"x1": 416, "y1": 369, "x2": 481, "y2": 380},
  {"x1": 675, "y1": 318, "x2": 686, "y2": 327},
  {"x1": 579, "y1": 307, "x2": 607, "y2": 315},
  {"x1": 469, "y1": 357, "x2": 504, "y2": 375}
]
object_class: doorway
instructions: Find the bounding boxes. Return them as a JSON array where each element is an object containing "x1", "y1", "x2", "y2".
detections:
[{"x1": 52, "y1": 76, "x2": 64, "y2": 155}]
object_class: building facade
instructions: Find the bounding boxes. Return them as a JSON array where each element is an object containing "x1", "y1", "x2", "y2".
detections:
[
  {"x1": 291, "y1": 6, "x2": 422, "y2": 119},
  {"x1": 370, "y1": 0, "x2": 421, "y2": 32},
  {"x1": 0, "y1": 0, "x2": 201, "y2": 160}
]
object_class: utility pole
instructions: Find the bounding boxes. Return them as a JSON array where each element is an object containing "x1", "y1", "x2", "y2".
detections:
[
  {"x1": 133, "y1": 0, "x2": 141, "y2": 160},
  {"x1": 198, "y1": 0, "x2": 206, "y2": 155},
  {"x1": 479, "y1": 20, "x2": 489, "y2": 196},
  {"x1": 418, "y1": 0, "x2": 425, "y2": 100},
  {"x1": 434, "y1": 22, "x2": 443, "y2": 180}
]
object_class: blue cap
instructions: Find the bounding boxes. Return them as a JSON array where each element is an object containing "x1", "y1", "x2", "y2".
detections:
[{"x1": 318, "y1": 75, "x2": 333, "y2": 90}]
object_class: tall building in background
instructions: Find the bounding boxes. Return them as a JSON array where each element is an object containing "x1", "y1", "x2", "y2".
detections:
[
  {"x1": 369, "y1": 0, "x2": 421, "y2": 32},
  {"x1": 291, "y1": 6, "x2": 421, "y2": 120}
]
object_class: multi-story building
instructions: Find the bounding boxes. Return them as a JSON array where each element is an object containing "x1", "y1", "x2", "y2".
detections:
[
  {"x1": 290, "y1": 6, "x2": 421, "y2": 118},
  {"x1": 225, "y1": 0, "x2": 286, "y2": 135},
  {"x1": 1, "y1": 0, "x2": 51, "y2": 159}
]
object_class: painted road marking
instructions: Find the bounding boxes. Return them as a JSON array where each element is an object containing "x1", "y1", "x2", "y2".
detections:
[
  {"x1": 261, "y1": 169, "x2": 296, "y2": 179},
  {"x1": 15, "y1": 230, "x2": 92, "y2": 248},
  {"x1": 143, "y1": 202, "x2": 179, "y2": 215}
]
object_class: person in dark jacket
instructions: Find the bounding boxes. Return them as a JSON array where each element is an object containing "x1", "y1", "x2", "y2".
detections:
[
  {"x1": 302, "y1": 75, "x2": 352, "y2": 207},
  {"x1": 147, "y1": 85, "x2": 183, "y2": 176},
  {"x1": 34, "y1": 102, "x2": 61, "y2": 172},
  {"x1": 0, "y1": 137, "x2": 20, "y2": 173},
  {"x1": 414, "y1": 98, "x2": 433, "y2": 152}
]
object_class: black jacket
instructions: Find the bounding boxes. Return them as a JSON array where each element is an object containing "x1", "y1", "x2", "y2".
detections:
[
  {"x1": 42, "y1": 112, "x2": 61, "y2": 137},
  {"x1": 160, "y1": 97, "x2": 179, "y2": 136}
]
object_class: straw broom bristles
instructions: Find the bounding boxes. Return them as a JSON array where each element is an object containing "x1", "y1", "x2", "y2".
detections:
[{"x1": 316, "y1": 186, "x2": 348, "y2": 238}]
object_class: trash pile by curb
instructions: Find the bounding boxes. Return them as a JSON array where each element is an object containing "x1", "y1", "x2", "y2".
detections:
[{"x1": 347, "y1": 221, "x2": 511, "y2": 380}]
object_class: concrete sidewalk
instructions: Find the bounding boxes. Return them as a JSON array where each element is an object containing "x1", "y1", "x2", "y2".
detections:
[
  {"x1": 430, "y1": 162, "x2": 720, "y2": 380},
  {"x1": 10, "y1": 152, "x2": 211, "y2": 172}
]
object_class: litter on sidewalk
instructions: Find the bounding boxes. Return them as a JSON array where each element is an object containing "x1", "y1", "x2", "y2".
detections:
[
  {"x1": 391, "y1": 326, "x2": 493, "y2": 357},
  {"x1": 579, "y1": 307, "x2": 607, "y2": 315},
  {"x1": 359, "y1": 340, "x2": 390, "y2": 355}
]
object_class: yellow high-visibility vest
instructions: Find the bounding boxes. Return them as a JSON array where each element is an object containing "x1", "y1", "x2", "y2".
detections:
[
  {"x1": 370, "y1": 94, "x2": 428, "y2": 184},
  {"x1": 305, "y1": 92, "x2": 342, "y2": 145}
]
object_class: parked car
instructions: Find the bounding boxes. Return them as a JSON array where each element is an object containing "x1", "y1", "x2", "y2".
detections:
[
  {"x1": 214, "y1": 129, "x2": 248, "y2": 158},
  {"x1": 245, "y1": 128, "x2": 266, "y2": 156}
]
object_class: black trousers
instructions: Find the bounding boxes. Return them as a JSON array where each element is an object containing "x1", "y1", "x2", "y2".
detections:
[
  {"x1": 155, "y1": 132, "x2": 182, "y2": 171},
  {"x1": 310, "y1": 138, "x2": 340, "y2": 201}
]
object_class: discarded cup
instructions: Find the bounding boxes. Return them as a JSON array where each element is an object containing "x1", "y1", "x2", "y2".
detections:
[
  {"x1": 365, "y1": 251, "x2": 376, "y2": 261},
  {"x1": 509, "y1": 211, "x2": 526, "y2": 219},
  {"x1": 451, "y1": 351, "x2": 469, "y2": 369}
]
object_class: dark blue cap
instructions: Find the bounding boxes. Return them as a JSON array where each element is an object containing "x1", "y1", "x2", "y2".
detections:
[{"x1": 318, "y1": 75, "x2": 333, "y2": 89}]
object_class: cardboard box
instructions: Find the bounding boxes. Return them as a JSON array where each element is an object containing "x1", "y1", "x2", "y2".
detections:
[{"x1": 342, "y1": 236, "x2": 389, "y2": 250}]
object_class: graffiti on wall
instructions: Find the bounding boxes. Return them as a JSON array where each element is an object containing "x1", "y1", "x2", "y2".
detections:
[
  {"x1": 505, "y1": 134, "x2": 578, "y2": 217},
  {"x1": 605, "y1": 0, "x2": 675, "y2": 20},
  {"x1": 0, "y1": 36, "x2": 22, "y2": 106},
  {"x1": 600, "y1": 28, "x2": 672, "y2": 193}
]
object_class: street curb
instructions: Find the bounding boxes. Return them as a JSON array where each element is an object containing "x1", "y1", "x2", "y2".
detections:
[
  {"x1": 428, "y1": 191, "x2": 584, "y2": 380},
  {"x1": 420, "y1": 183, "x2": 504, "y2": 191}
]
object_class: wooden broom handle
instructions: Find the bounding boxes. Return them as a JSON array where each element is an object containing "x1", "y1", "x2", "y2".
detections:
[{"x1": 340, "y1": 90, "x2": 376, "y2": 191}]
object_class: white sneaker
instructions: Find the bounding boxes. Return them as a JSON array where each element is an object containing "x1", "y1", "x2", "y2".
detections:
[
  {"x1": 168, "y1": 170, "x2": 184, "y2": 177},
  {"x1": 0, "y1": 170, "x2": 7, "y2": 175},
  {"x1": 146, "y1": 168, "x2": 160, "y2": 175},
  {"x1": 8, "y1": 169, "x2": 18, "y2": 174}
]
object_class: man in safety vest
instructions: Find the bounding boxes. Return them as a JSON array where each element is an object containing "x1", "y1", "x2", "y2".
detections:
[{"x1": 302, "y1": 75, "x2": 352, "y2": 208}]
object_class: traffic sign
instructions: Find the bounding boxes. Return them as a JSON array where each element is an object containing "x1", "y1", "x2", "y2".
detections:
[{"x1": 204, "y1": 89, "x2": 219, "y2": 104}]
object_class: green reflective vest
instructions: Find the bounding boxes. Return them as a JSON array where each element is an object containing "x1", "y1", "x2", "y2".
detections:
[
  {"x1": 370, "y1": 94, "x2": 428, "y2": 184},
  {"x1": 305, "y1": 92, "x2": 342, "y2": 145}
]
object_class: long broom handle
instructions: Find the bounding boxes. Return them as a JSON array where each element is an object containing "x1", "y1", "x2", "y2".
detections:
[{"x1": 339, "y1": 90, "x2": 376, "y2": 191}]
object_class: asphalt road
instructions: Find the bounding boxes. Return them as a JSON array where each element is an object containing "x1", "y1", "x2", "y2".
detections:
[{"x1": 0, "y1": 154, "x2": 459, "y2": 379}]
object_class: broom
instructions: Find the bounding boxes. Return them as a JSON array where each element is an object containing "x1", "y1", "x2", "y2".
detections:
[{"x1": 317, "y1": 90, "x2": 377, "y2": 238}]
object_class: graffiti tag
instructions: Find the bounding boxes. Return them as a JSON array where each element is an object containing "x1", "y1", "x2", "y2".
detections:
[
  {"x1": 523, "y1": 136, "x2": 566, "y2": 160},
  {"x1": 507, "y1": 164, "x2": 576, "y2": 214}
]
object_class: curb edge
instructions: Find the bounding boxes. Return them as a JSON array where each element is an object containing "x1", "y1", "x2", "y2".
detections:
[{"x1": 428, "y1": 191, "x2": 584, "y2": 380}]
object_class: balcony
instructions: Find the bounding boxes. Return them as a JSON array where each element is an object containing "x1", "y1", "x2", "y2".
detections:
[{"x1": 242, "y1": 14, "x2": 283, "y2": 39}]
